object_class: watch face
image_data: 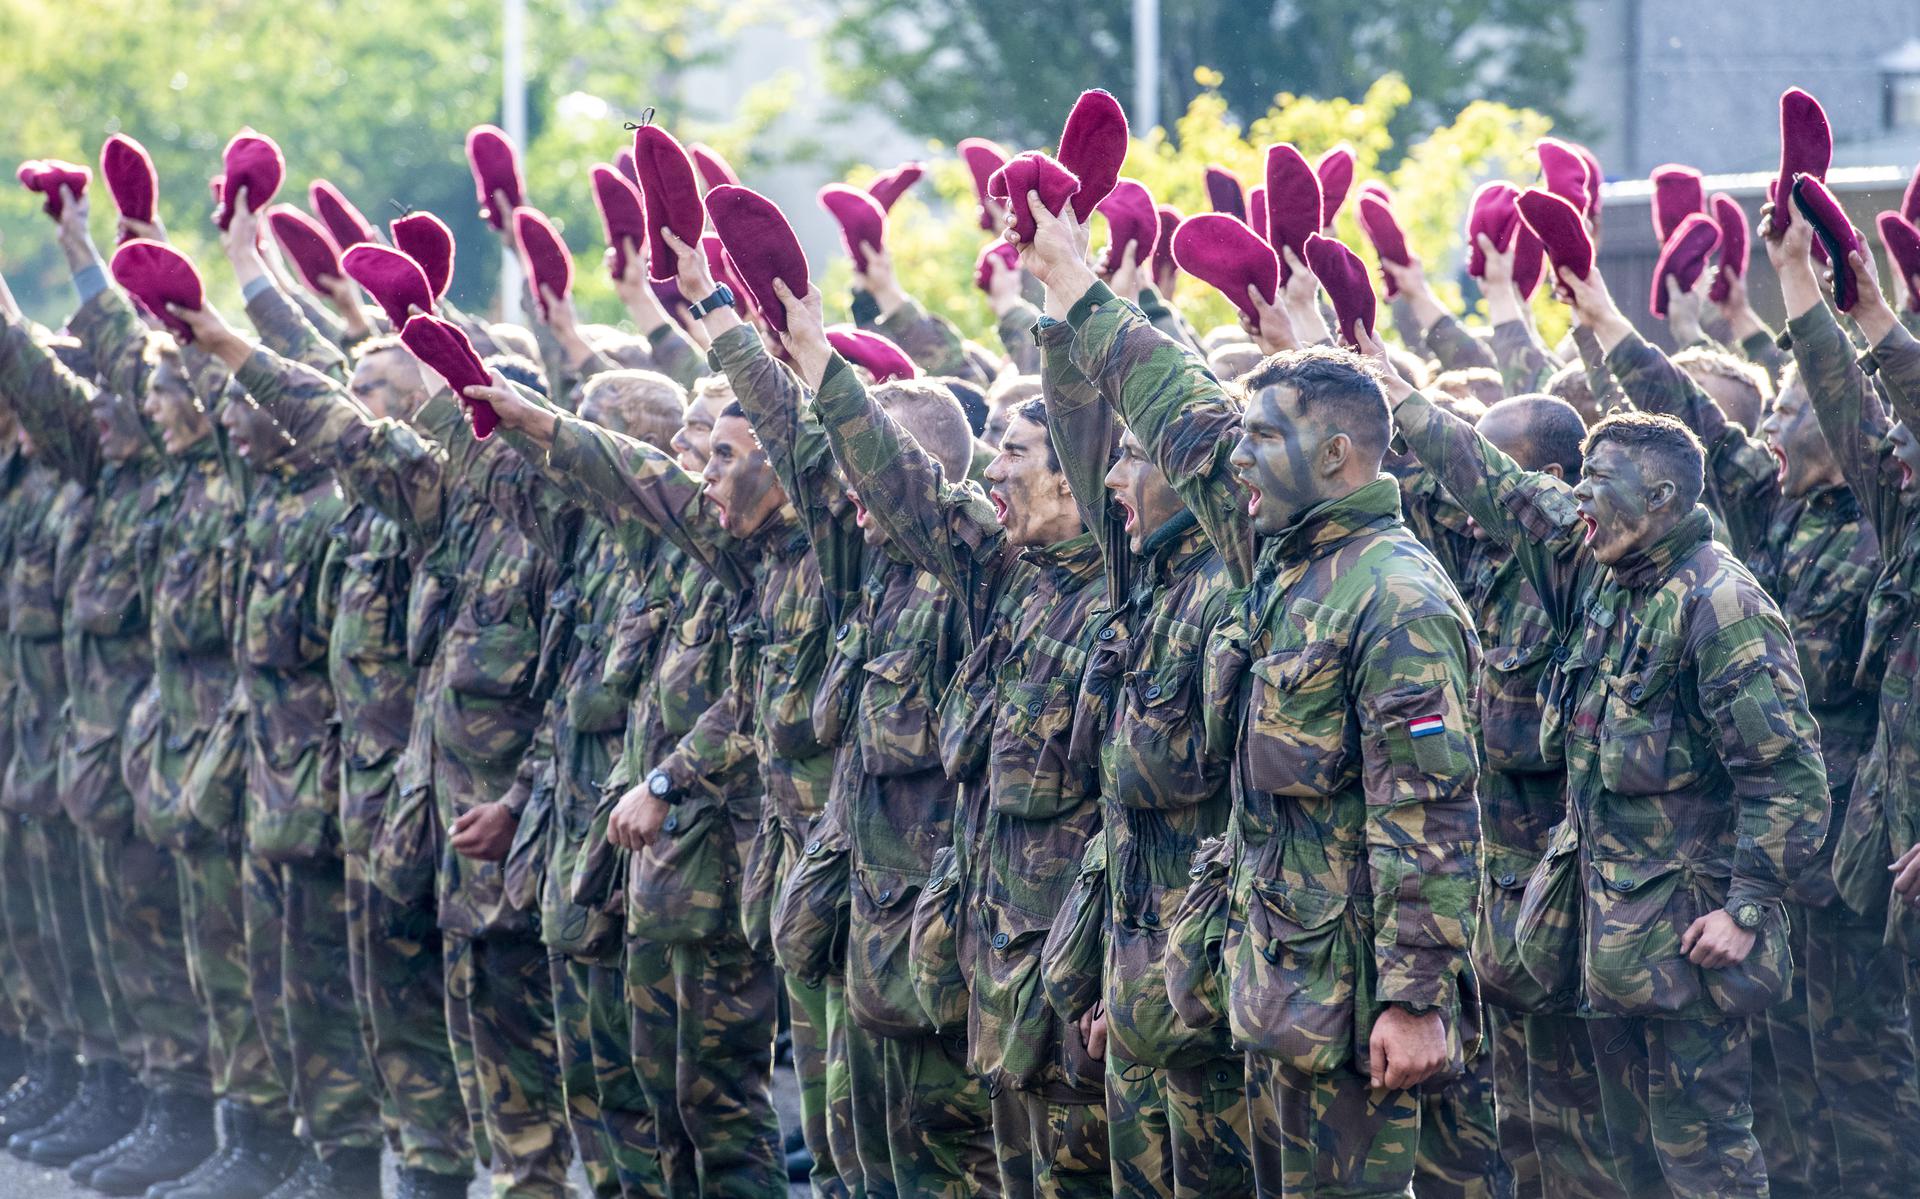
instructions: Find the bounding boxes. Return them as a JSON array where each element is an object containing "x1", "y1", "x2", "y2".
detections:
[
  {"x1": 1736, "y1": 902, "x2": 1763, "y2": 929},
  {"x1": 648, "y1": 772, "x2": 670, "y2": 797}
]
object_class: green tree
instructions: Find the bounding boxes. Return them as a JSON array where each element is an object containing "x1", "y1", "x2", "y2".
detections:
[{"x1": 817, "y1": 0, "x2": 1582, "y2": 153}]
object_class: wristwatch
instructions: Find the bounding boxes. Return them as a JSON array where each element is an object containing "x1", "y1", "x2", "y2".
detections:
[
  {"x1": 1729, "y1": 900, "x2": 1767, "y2": 931},
  {"x1": 645, "y1": 769, "x2": 680, "y2": 805},
  {"x1": 687, "y1": 283, "x2": 736, "y2": 320},
  {"x1": 1395, "y1": 1001, "x2": 1438, "y2": 1017}
]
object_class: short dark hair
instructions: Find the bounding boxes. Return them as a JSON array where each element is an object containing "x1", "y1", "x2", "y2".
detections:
[
  {"x1": 1240, "y1": 345, "x2": 1390, "y2": 463},
  {"x1": 931, "y1": 376, "x2": 988, "y2": 438},
  {"x1": 352, "y1": 334, "x2": 407, "y2": 361},
  {"x1": 1011, "y1": 396, "x2": 1061, "y2": 471},
  {"x1": 485, "y1": 353, "x2": 548, "y2": 398},
  {"x1": 718, "y1": 400, "x2": 747, "y2": 421},
  {"x1": 1584, "y1": 411, "x2": 1704, "y2": 506},
  {"x1": 1545, "y1": 360, "x2": 1593, "y2": 413},
  {"x1": 1482, "y1": 394, "x2": 1587, "y2": 478}
]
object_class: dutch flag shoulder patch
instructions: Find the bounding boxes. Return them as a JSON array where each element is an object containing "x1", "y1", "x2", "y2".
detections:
[{"x1": 1407, "y1": 714, "x2": 1446, "y2": 739}]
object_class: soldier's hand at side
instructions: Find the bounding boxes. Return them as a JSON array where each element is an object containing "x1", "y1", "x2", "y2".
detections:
[
  {"x1": 607, "y1": 785, "x2": 670, "y2": 851},
  {"x1": 1369, "y1": 1005, "x2": 1447, "y2": 1091},
  {"x1": 1077, "y1": 1003, "x2": 1107, "y2": 1062},
  {"x1": 1889, "y1": 843, "x2": 1920, "y2": 906},
  {"x1": 1680, "y1": 908, "x2": 1758, "y2": 969},
  {"x1": 449, "y1": 801, "x2": 517, "y2": 862}
]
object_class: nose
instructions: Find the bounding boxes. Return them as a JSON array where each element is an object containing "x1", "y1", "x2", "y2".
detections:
[
  {"x1": 1571, "y1": 476, "x2": 1593, "y2": 502},
  {"x1": 982, "y1": 453, "x2": 1006, "y2": 483},
  {"x1": 1228, "y1": 435, "x2": 1252, "y2": 471},
  {"x1": 1103, "y1": 460, "x2": 1124, "y2": 493}
]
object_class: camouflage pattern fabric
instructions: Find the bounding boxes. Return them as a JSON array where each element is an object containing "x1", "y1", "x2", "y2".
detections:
[
  {"x1": 1105, "y1": 1057, "x2": 1252, "y2": 1199},
  {"x1": 1490, "y1": 320, "x2": 1558, "y2": 397},
  {"x1": 865, "y1": 296, "x2": 989, "y2": 384},
  {"x1": 177, "y1": 841, "x2": 285, "y2": 1110},
  {"x1": 444, "y1": 933, "x2": 572, "y2": 1198},
  {"x1": 1588, "y1": 1015, "x2": 1766, "y2": 1197}
]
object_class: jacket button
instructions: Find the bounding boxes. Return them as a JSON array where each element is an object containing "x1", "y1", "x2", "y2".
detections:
[
  {"x1": 1144, "y1": 684, "x2": 1162, "y2": 700},
  {"x1": 806, "y1": 839, "x2": 822, "y2": 855},
  {"x1": 1141, "y1": 911, "x2": 1159, "y2": 927},
  {"x1": 1552, "y1": 646, "x2": 1570, "y2": 663},
  {"x1": 1502, "y1": 656, "x2": 1519, "y2": 669},
  {"x1": 837, "y1": 623, "x2": 850, "y2": 639},
  {"x1": 1611, "y1": 875, "x2": 1635, "y2": 892},
  {"x1": 1215, "y1": 1070, "x2": 1231, "y2": 1085},
  {"x1": 1098, "y1": 627, "x2": 1116, "y2": 641},
  {"x1": 878, "y1": 889, "x2": 893, "y2": 904},
  {"x1": 1027, "y1": 701, "x2": 1043, "y2": 716},
  {"x1": 992, "y1": 932, "x2": 1009, "y2": 950},
  {"x1": 1628, "y1": 684, "x2": 1645, "y2": 702},
  {"x1": 1498, "y1": 872, "x2": 1516, "y2": 888},
  {"x1": 663, "y1": 815, "x2": 678, "y2": 833}
]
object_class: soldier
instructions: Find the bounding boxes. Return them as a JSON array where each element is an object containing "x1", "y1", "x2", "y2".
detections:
[
  {"x1": 1763, "y1": 213, "x2": 1920, "y2": 1194},
  {"x1": 668, "y1": 232, "x2": 999, "y2": 1196},
  {"x1": 0, "y1": 193, "x2": 211, "y2": 1170},
  {"x1": 1032, "y1": 241, "x2": 1255, "y2": 1197},
  {"x1": 1384, "y1": 268, "x2": 1831, "y2": 1198},
  {"x1": 1023, "y1": 193, "x2": 1492, "y2": 1199}
]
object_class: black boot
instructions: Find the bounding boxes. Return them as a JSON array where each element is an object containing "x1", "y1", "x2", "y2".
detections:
[
  {"x1": 0, "y1": 1048, "x2": 76, "y2": 1138},
  {"x1": 257, "y1": 1152, "x2": 326, "y2": 1199},
  {"x1": 87, "y1": 1088, "x2": 218, "y2": 1195},
  {"x1": 70, "y1": 1088, "x2": 162, "y2": 1183},
  {"x1": 21, "y1": 1058, "x2": 143, "y2": 1164},
  {"x1": 279, "y1": 1144, "x2": 383, "y2": 1198},
  {"x1": 0, "y1": 1031, "x2": 23, "y2": 1090},
  {"x1": 393, "y1": 1165, "x2": 472, "y2": 1199},
  {"x1": 158, "y1": 1100, "x2": 306, "y2": 1199}
]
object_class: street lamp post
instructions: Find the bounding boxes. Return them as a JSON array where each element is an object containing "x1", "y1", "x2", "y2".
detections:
[
  {"x1": 500, "y1": 0, "x2": 526, "y2": 322},
  {"x1": 1133, "y1": 0, "x2": 1159, "y2": 135}
]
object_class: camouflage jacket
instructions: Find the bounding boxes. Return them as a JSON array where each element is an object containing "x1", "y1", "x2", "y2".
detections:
[
  {"x1": 1072, "y1": 286, "x2": 1483, "y2": 1074},
  {"x1": 1491, "y1": 319, "x2": 1557, "y2": 396},
  {"x1": 1425, "y1": 312, "x2": 1499, "y2": 375},
  {"x1": 1040, "y1": 315, "x2": 1240, "y2": 1068},
  {"x1": 3, "y1": 295, "x2": 173, "y2": 837},
  {"x1": 0, "y1": 449, "x2": 88, "y2": 820},
  {"x1": 323, "y1": 503, "x2": 415, "y2": 858},
  {"x1": 996, "y1": 302, "x2": 1043, "y2": 375},
  {"x1": 812, "y1": 345, "x2": 1109, "y2": 1092},
  {"x1": 1392, "y1": 388, "x2": 1830, "y2": 1021},
  {"x1": 862, "y1": 296, "x2": 986, "y2": 383},
  {"x1": 0, "y1": 448, "x2": 30, "y2": 796}
]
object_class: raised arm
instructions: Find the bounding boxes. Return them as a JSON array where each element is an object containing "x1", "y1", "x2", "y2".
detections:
[
  {"x1": 0, "y1": 317, "x2": 104, "y2": 484},
  {"x1": 857, "y1": 247, "x2": 982, "y2": 381},
  {"x1": 1038, "y1": 319, "x2": 1127, "y2": 588}
]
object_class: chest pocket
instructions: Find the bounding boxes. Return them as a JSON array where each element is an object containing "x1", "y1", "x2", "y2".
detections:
[
  {"x1": 1244, "y1": 625, "x2": 1355, "y2": 799},
  {"x1": 406, "y1": 572, "x2": 455, "y2": 668},
  {"x1": 856, "y1": 641, "x2": 940, "y2": 777},
  {"x1": 992, "y1": 673, "x2": 1089, "y2": 818},
  {"x1": 602, "y1": 597, "x2": 668, "y2": 697},
  {"x1": 442, "y1": 543, "x2": 541, "y2": 699},
  {"x1": 6, "y1": 527, "x2": 60, "y2": 639},
  {"x1": 153, "y1": 543, "x2": 228, "y2": 656},
  {"x1": 938, "y1": 633, "x2": 998, "y2": 783},
  {"x1": 1111, "y1": 652, "x2": 1216, "y2": 811},
  {"x1": 336, "y1": 549, "x2": 409, "y2": 664},
  {"x1": 72, "y1": 535, "x2": 145, "y2": 637},
  {"x1": 564, "y1": 613, "x2": 628, "y2": 735},
  {"x1": 1790, "y1": 581, "x2": 1867, "y2": 711},
  {"x1": 1598, "y1": 658, "x2": 1701, "y2": 796},
  {"x1": 655, "y1": 596, "x2": 729, "y2": 740},
  {"x1": 1480, "y1": 639, "x2": 1556, "y2": 773},
  {"x1": 758, "y1": 638, "x2": 826, "y2": 759},
  {"x1": 811, "y1": 621, "x2": 867, "y2": 752},
  {"x1": 245, "y1": 558, "x2": 324, "y2": 670}
]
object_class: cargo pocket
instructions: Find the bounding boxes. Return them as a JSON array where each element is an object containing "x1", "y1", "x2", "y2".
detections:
[
  {"x1": 1688, "y1": 870, "x2": 1791, "y2": 1017},
  {"x1": 856, "y1": 643, "x2": 940, "y2": 777},
  {"x1": 811, "y1": 622, "x2": 866, "y2": 751},
  {"x1": 1479, "y1": 640, "x2": 1555, "y2": 772},
  {"x1": 1582, "y1": 859, "x2": 1699, "y2": 1016},
  {"x1": 938, "y1": 635, "x2": 998, "y2": 783},
  {"x1": 629, "y1": 795, "x2": 734, "y2": 945},
  {"x1": 973, "y1": 901, "x2": 1059, "y2": 1089},
  {"x1": 1514, "y1": 820, "x2": 1583, "y2": 1004},
  {"x1": 1165, "y1": 836, "x2": 1234, "y2": 1033},
  {"x1": 502, "y1": 777, "x2": 554, "y2": 913},
  {"x1": 1598, "y1": 660, "x2": 1700, "y2": 796},
  {"x1": 737, "y1": 809, "x2": 787, "y2": 954},
  {"x1": 910, "y1": 846, "x2": 970, "y2": 1035},
  {"x1": 991, "y1": 676, "x2": 1085, "y2": 818},
  {"x1": 244, "y1": 558, "x2": 323, "y2": 671},
  {"x1": 1472, "y1": 846, "x2": 1554, "y2": 1012},
  {"x1": 569, "y1": 780, "x2": 629, "y2": 913},
  {"x1": 601, "y1": 597, "x2": 668, "y2": 697},
  {"x1": 845, "y1": 866, "x2": 931, "y2": 1038},
  {"x1": 1831, "y1": 774, "x2": 1892, "y2": 922},
  {"x1": 1244, "y1": 637, "x2": 1353, "y2": 798},
  {"x1": 1108, "y1": 878, "x2": 1228, "y2": 1069},
  {"x1": 1231, "y1": 879, "x2": 1355, "y2": 1073},
  {"x1": 759, "y1": 640, "x2": 826, "y2": 760},
  {"x1": 369, "y1": 769, "x2": 439, "y2": 907},
  {"x1": 405, "y1": 571, "x2": 455, "y2": 668},
  {"x1": 1039, "y1": 838, "x2": 1108, "y2": 1024},
  {"x1": 772, "y1": 810, "x2": 851, "y2": 987}
]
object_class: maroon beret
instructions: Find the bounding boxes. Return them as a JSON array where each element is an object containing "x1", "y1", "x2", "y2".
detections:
[
  {"x1": 343, "y1": 244, "x2": 435, "y2": 327},
  {"x1": 614, "y1": 148, "x2": 638, "y2": 186},
  {"x1": 1316, "y1": 144, "x2": 1356, "y2": 228},
  {"x1": 1904, "y1": 164, "x2": 1920, "y2": 226},
  {"x1": 1247, "y1": 185, "x2": 1269, "y2": 243},
  {"x1": 701, "y1": 235, "x2": 750, "y2": 313},
  {"x1": 1465, "y1": 182, "x2": 1521, "y2": 278},
  {"x1": 1056, "y1": 89, "x2": 1128, "y2": 221},
  {"x1": 866, "y1": 162, "x2": 925, "y2": 211},
  {"x1": 513, "y1": 207, "x2": 573, "y2": 320},
  {"x1": 817, "y1": 184, "x2": 887, "y2": 273},
  {"x1": 390, "y1": 212, "x2": 455, "y2": 301},
  {"x1": 1516, "y1": 189, "x2": 1594, "y2": 287},
  {"x1": 826, "y1": 325, "x2": 918, "y2": 383},
  {"x1": 215, "y1": 131, "x2": 283, "y2": 231},
  {"x1": 1154, "y1": 205, "x2": 1181, "y2": 282},
  {"x1": 1649, "y1": 164, "x2": 1705, "y2": 245},
  {"x1": 1264, "y1": 144, "x2": 1321, "y2": 280},
  {"x1": 1877, "y1": 212, "x2": 1920, "y2": 312},
  {"x1": 109, "y1": 239, "x2": 204, "y2": 342},
  {"x1": 266, "y1": 205, "x2": 343, "y2": 295},
  {"x1": 1204, "y1": 166, "x2": 1247, "y2": 220},
  {"x1": 958, "y1": 139, "x2": 1011, "y2": 231},
  {"x1": 591, "y1": 165, "x2": 648, "y2": 281},
  {"x1": 1171, "y1": 213, "x2": 1277, "y2": 322},
  {"x1": 1772, "y1": 89, "x2": 1832, "y2": 236},
  {"x1": 1708, "y1": 193, "x2": 1748, "y2": 304},
  {"x1": 689, "y1": 143, "x2": 741, "y2": 195},
  {"x1": 706, "y1": 185, "x2": 810, "y2": 334},
  {"x1": 1577, "y1": 144, "x2": 1604, "y2": 223},
  {"x1": 400, "y1": 314, "x2": 495, "y2": 438},
  {"x1": 1096, "y1": 178, "x2": 1158, "y2": 270},
  {"x1": 974, "y1": 241, "x2": 1019, "y2": 293},
  {"x1": 99, "y1": 135, "x2": 156, "y2": 235},
  {"x1": 986, "y1": 152, "x2": 1081, "y2": 244},
  {"x1": 1791, "y1": 174, "x2": 1862, "y2": 311},
  {"x1": 15, "y1": 159, "x2": 91, "y2": 220},
  {"x1": 308, "y1": 180, "x2": 378, "y2": 249},
  {"x1": 465, "y1": 125, "x2": 524, "y2": 231},
  {"x1": 1356, "y1": 190, "x2": 1409, "y2": 298},
  {"x1": 1537, "y1": 139, "x2": 1591, "y2": 214},
  {"x1": 1513, "y1": 226, "x2": 1546, "y2": 301},
  {"x1": 1649, "y1": 214, "x2": 1721, "y2": 317},
  {"x1": 1303, "y1": 234, "x2": 1375, "y2": 348},
  {"x1": 632, "y1": 127, "x2": 707, "y2": 283}
]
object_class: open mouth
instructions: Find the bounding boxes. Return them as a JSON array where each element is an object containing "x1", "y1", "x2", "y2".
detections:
[
  {"x1": 989, "y1": 490, "x2": 1009, "y2": 523},
  {"x1": 1246, "y1": 485, "x2": 1262, "y2": 517},
  {"x1": 850, "y1": 494, "x2": 870, "y2": 528},
  {"x1": 1117, "y1": 497, "x2": 1136, "y2": 532},
  {"x1": 1903, "y1": 462, "x2": 1916, "y2": 492},
  {"x1": 1770, "y1": 445, "x2": 1789, "y2": 483},
  {"x1": 1579, "y1": 512, "x2": 1598, "y2": 543}
]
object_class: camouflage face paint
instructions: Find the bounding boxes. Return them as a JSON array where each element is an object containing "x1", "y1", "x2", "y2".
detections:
[
  {"x1": 701, "y1": 413, "x2": 782, "y2": 535},
  {"x1": 1231, "y1": 384, "x2": 1326, "y2": 535},
  {"x1": 1571, "y1": 441, "x2": 1660, "y2": 566},
  {"x1": 1104, "y1": 427, "x2": 1183, "y2": 554}
]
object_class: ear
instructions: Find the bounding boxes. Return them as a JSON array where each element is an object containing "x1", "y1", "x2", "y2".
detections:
[
  {"x1": 1542, "y1": 462, "x2": 1565, "y2": 481},
  {"x1": 1645, "y1": 476, "x2": 1678, "y2": 512},
  {"x1": 1320, "y1": 431, "x2": 1352, "y2": 477}
]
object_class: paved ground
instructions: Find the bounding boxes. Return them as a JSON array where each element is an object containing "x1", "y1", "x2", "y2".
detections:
[{"x1": 0, "y1": 1063, "x2": 810, "y2": 1197}]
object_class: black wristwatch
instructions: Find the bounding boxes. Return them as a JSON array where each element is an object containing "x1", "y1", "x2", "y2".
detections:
[
  {"x1": 687, "y1": 283, "x2": 736, "y2": 320},
  {"x1": 645, "y1": 769, "x2": 680, "y2": 805},
  {"x1": 1396, "y1": 1001, "x2": 1439, "y2": 1017},
  {"x1": 1729, "y1": 900, "x2": 1767, "y2": 931}
]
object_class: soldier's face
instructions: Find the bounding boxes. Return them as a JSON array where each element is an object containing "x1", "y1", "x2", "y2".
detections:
[
  {"x1": 1231, "y1": 384, "x2": 1336, "y2": 535},
  {"x1": 89, "y1": 389, "x2": 147, "y2": 462},
  {"x1": 846, "y1": 487, "x2": 891, "y2": 549},
  {"x1": 701, "y1": 414, "x2": 784, "y2": 537},
  {"x1": 1889, "y1": 421, "x2": 1920, "y2": 491},
  {"x1": 983, "y1": 392, "x2": 1020, "y2": 449},
  {"x1": 672, "y1": 389, "x2": 725, "y2": 473},
  {"x1": 142, "y1": 356, "x2": 212, "y2": 455},
  {"x1": 1758, "y1": 382, "x2": 1839, "y2": 498},
  {"x1": 218, "y1": 394, "x2": 293, "y2": 467},
  {"x1": 1573, "y1": 441, "x2": 1669, "y2": 566},
  {"x1": 982, "y1": 415, "x2": 1079, "y2": 548},
  {"x1": 349, "y1": 349, "x2": 424, "y2": 422},
  {"x1": 1105, "y1": 428, "x2": 1184, "y2": 554}
]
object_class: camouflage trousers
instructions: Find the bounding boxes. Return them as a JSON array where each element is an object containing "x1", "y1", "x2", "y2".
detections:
[
  {"x1": 1588, "y1": 1015, "x2": 1765, "y2": 1198},
  {"x1": 1510, "y1": 1010, "x2": 1625, "y2": 1199},
  {"x1": 551, "y1": 952, "x2": 663, "y2": 1198},
  {"x1": 242, "y1": 854, "x2": 383, "y2": 1153},
  {"x1": 80, "y1": 828, "x2": 207, "y2": 1093},
  {"x1": 845, "y1": 1027, "x2": 995, "y2": 1198},
  {"x1": 988, "y1": 1084, "x2": 1110, "y2": 1198},
  {"x1": 16, "y1": 817, "x2": 110, "y2": 1060},
  {"x1": 342, "y1": 856, "x2": 474, "y2": 1177},
  {"x1": 176, "y1": 839, "x2": 284, "y2": 1110},
  {"x1": 0, "y1": 814, "x2": 57, "y2": 1046},
  {"x1": 789, "y1": 973, "x2": 856, "y2": 1198},
  {"x1": 1246, "y1": 1044, "x2": 1510, "y2": 1199},
  {"x1": 1105, "y1": 1054, "x2": 1253, "y2": 1198},
  {"x1": 1756, "y1": 901, "x2": 1920, "y2": 1199},
  {"x1": 443, "y1": 932, "x2": 573, "y2": 1198},
  {"x1": 625, "y1": 934, "x2": 784, "y2": 1199}
]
